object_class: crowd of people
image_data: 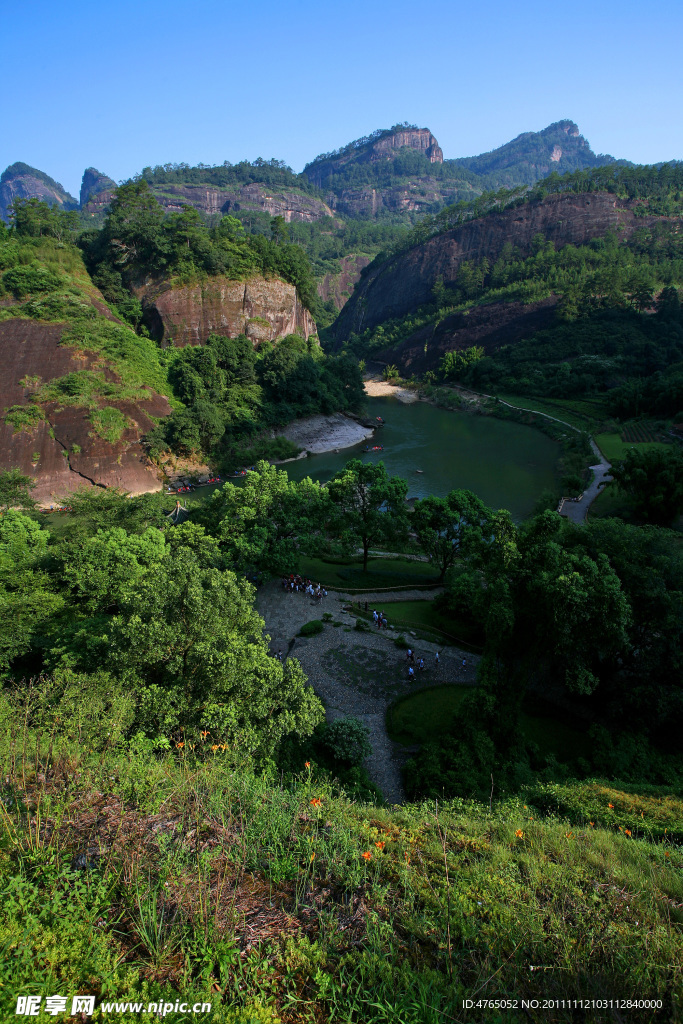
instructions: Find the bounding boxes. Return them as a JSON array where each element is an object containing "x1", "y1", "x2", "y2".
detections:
[{"x1": 281, "y1": 574, "x2": 328, "y2": 601}]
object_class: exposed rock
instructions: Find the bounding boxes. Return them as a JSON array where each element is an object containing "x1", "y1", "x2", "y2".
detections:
[
  {"x1": 149, "y1": 183, "x2": 333, "y2": 223},
  {"x1": 370, "y1": 128, "x2": 443, "y2": 164},
  {"x1": 80, "y1": 167, "x2": 117, "y2": 213},
  {"x1": 0, "y1": 162, "x2": 78, "y2": 223},
  {"x1": 0, "y1": 319, "x2": 170, "y2": 503},
  {"x1": 137, "y1": 275, "x2": 317, "y2": 347},
  {"x1": 317, "y1": 254, "x2": 372, "y2": 310},
  {"x1": 375, "y1": 297, "x2": 560, "y2": 375},
  {"x1": 334, "y1": 192, "x2": 677, "y2": 341},
  {"x1": 279, "y1": 413, "x2": 372, "y2": 454},
  {"x1": 304, "y1": 126, "x2": 444, "y2": 188},
  {"x1": 324, "y1": 178, "x2": 477, "y2": 220}
]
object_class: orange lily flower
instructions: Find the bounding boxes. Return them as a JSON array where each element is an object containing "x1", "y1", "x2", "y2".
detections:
[
  {"x1": 310, "y1": 797, "x2": 322, "y2": 808},
  {"x1": 375, "y1": 841, "x2": 385, "y2": 850},
  {"x1": 361, "y1": 851, "x2": 372, "y2": 861},
  {"x1": 305, "y1": 761, "x2": 311, "y2": 768},
  {"x1": 515, "y1": 829, "x2": 524, "y2": 838}
]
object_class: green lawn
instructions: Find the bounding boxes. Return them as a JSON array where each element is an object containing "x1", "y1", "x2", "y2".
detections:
[
  {"x1": 386, "y1": 685, "x2": 471, "y2": 745},
  {"x1": 295, "y1": 555, "x2": 440, "y2": 591},
  {"x1": 387, "y1": 685, "x2": 592, "y2": 763},
  {"x1": 353, "y1": 598, "x2": 482, "y2": 648},
  {"x1": 593, "y1": 432, "x2": 670, "y2": 462}
]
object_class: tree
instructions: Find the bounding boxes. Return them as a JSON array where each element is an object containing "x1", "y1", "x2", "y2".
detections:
[
  {"x1": 209, "y1": 462, "x2": 330, "y2": 575},
  {"x1": 612, "y1": 447, "x2": 683, "y2": 526},
  {"x1": 0, "y1": 469, "x2": 36, "y2": 512},
  {"x1": 412, "y1": 489, "x2": 491, "y2": 580},
  {"x1": 327, "y1": 460, "x2": 409, "y2": 570},
  {"x1": 270, "y1": 215, "x2": 289, "y2": 245},
  {"x1": 51, "y1": 523, "x2": 324, "y2": 751}
]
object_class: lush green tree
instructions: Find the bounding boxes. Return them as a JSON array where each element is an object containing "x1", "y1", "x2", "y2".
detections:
[
  {"x1": 0, "y1": 469, "x2": 36, "y2": 512},
  {"x1": 207, "y1": 462, "x2": 330, "y2": 575},
  {"x1": 612, "y1": 447, "x2": 683, "y2": 525},
  {"x1": 50, "y1": 523, "x2": 324, "y2": 750},
  {"x1": 0, "y1": 512, "x2": 61, "y2": 672},
  {"x1": 327, "y1": 460, "x2": 409, "y2": 570},
  {"x1": 412, "y1": 489, "x2": 491, "y2": 580}
]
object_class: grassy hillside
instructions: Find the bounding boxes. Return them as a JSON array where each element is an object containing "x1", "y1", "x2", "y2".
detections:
[{"x1": 2, "y1": 725, "x2": 681, "y2": 1023}]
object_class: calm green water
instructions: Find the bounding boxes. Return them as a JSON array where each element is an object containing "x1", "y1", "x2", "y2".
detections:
[{"x1": 283, "y1": 396, "x2": 560, "y2": 521}]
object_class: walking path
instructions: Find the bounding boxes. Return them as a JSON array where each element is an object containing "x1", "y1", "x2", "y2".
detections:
[
  {"x1": 558, "y1": 439, "x2": 612, "y2": 523},
  {"x1": 256, "y1": 581, "x2": 478, "y2": 804}
]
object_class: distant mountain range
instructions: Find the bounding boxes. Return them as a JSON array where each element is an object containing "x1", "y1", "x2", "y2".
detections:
[{"x1": 0, "y1": 119, "x2": 630, "y2": 226}]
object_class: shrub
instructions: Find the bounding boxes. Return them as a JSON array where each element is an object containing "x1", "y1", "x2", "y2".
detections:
[
  {"x1": 319, "y1": 717, "x2": 372, "y2": 767},
  {"x1": 299, "y1": 619, "x2": 324, "y2": 637},
  {"x1": 394, "y1": 634, "x2": 409, "y2": 649}
]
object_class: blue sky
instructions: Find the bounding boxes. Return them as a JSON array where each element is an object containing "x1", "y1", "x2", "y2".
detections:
[{"x1": 2, "y1": 0, "x2": 681, "y2": 198}]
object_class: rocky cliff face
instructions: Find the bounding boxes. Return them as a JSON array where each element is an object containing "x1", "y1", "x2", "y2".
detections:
[
  {"x1": 149, "y1": 183, "x2": 333, "y2": 223},
  {"x1": 304, "y1": 126, "x2": 444, "y2": 188},
  {"x1": 370, "y1": 128, "x2": 443, "y2": 164},
  {"x1": 138, "y1": 276, "x2": 317, "y2": 347},
  {"x1": 0, "y1": 319, "x2": 171, "y2": 504},
  {"x1": 375, "y1": 297, "x2": 560, "y2": 374},
  {"x1": 317, "y1": 254, "x2": 372, "y2": 310},
  {"x1": 325, "y1": 178, "x2": 478, "y2": 219},
  {"x1": 80, "y1": 168, "x2": 117, "y2": 213},
  {"x1": 0, "y1": 163, "x2": 78, "y2": 223},
  {"x1": 334, "y1": 192, "x2": 672, "y2": 340}
]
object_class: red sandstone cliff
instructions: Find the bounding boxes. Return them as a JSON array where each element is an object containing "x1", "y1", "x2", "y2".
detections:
[
  {"x1": 334, "y1": 192, "x2": 677, "y2": 340},
  {"x1": 137, "y1": 275, "x2": 317, "y2": 347},
  {"x1": 0, "y1": 319, "x2": 171, "y2": 504}
]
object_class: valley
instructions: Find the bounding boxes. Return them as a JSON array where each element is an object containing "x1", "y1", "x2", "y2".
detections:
[{"x1": 1, "y1": 114, "x2": 682, "y2": 1023}]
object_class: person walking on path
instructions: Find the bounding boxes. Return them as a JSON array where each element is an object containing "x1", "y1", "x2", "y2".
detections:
[
  {"x1": 435, "y1": 651, "x2": 440, "y2": 669},
  {"x1": 408, "y1": 665, "x2": 415, "y2": 680}
]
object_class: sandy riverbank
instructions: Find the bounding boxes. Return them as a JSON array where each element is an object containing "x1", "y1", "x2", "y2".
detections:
[
  {"x1": 363, "y1": 379, "x2": 418, "y2": 403},
  {"x1": 279, "y1": 413, "x2": 373, "y2": 454}
]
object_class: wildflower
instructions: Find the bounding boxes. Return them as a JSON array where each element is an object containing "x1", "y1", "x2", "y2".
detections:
[
  {"x1": 310, "y1": 852, "x2": 316, "y2": 862},
  {"x1": 523, "y1": 805, "x2": 527, "y2": 810},
  {"x1": 515, "y1": 829, "x2": 524, "y2": 838},
  {"x1": 211, "y1": 744, "x2": 218, "y2": 751},
  {"x1": 176, "y1": 741, "x2": 184, "y2": 749},
  {"x1": 608, "y1": 803, "x2": 614, "y2": 809},
  {"x1": 665, "y1": 851, "x2": 671, "y2": 859},
  {"x1": 310, "y1": 797, "x2": 322, "y2": 808},
  {"x1": 565, "y1": 832, "x2": 573, "y2": 840},
  {"x1": 625, "y1": 829, "x2": 631, "y2": 837},
  {"x1": 201, "y1": 730, "x2": 209, "y2": 739},
  {"x1": 589, "y1": 822, "x2": 594, "y2": 827},
  {"x1": 404, "y1": 852, "x2": 410, "y2": 863},
  {"x1": 375, "y1": 841, "x2": 385, "y2": 850},
  {"x1": 361, "y1": 851, "x2": 372, "y2": 861},
  {"x1": 305, "y1": 761, "x2": 311, "y2": 768}
]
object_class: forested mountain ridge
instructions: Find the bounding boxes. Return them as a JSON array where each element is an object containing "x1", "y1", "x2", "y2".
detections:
[
  {"x1": 0, "y1": 162, "x2": 79, "y2": 223},
  {"x1": 0, "y1": 119, "x2": 633, "y2": 318}
]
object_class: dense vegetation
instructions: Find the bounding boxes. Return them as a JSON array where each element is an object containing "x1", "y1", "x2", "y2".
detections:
[
  {"x1": 1, "y1": 197, "x2": 365, "y2": 467},
  {"x1": 1, "y1": 458, "x2": 682, "y2": 1019},
  {"x1": 146, "y1": 332, "x2": 364, "y2": 464},
  {"x1": 78, "y1": 181, "x2": 320, "y2": 315}
]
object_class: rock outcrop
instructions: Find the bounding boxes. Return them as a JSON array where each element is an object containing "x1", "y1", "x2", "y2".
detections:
[
  {"x1": 375, "y1": 297, "x2": 560, "y2": 374},
  {"x1": 317, "y1": 254, "x2": 372, "y2": 310},
  {"x1": 334, "y1": 192, "x2": 675, "y2": 341},
  {"x1": 80, "y1": 167, "x2": 117, "y2": 213},
  {"x1": 0, "y1": 163, "x2": 78, "y2": 223},
  {"x1": 137, "y1": 275, "x2": 317, "y2": 347},
  {"x1": 304, "y1": 126, "x2": 445, "y2": 188},
  {"x1": 0, "y1": 319, "x2": 171, "y2": 504},
  {"x1": 149, "y1": 183, "x2": 333, "y2": 223}
]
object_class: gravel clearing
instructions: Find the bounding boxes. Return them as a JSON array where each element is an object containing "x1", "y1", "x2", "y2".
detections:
[{"x1": 256, "y1": 581, "x2": 479, "y2": 804}]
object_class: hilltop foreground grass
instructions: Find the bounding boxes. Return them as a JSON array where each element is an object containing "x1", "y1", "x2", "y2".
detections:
[{"x1": 1, "y1": 731, "x2": 681, "y2": 1023}]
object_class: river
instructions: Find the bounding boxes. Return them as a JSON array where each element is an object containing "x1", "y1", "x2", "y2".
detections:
[{"x1": 282, "y1": 396, "x2": 560, "y2": 521}]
